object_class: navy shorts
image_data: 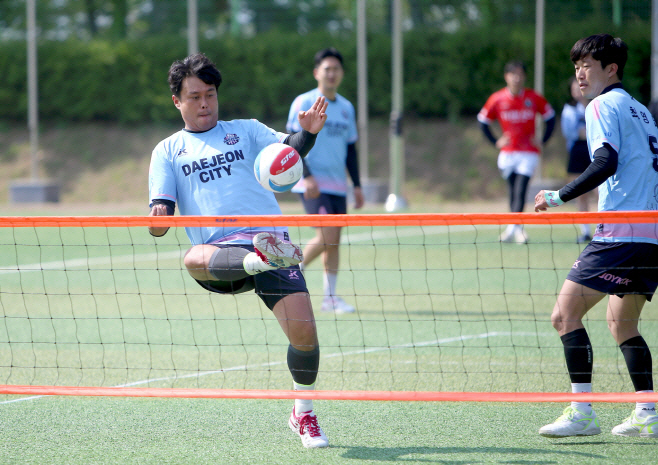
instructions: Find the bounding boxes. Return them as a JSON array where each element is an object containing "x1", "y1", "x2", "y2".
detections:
[
  {"x1": 299, "y1": 193, "x2": 347, "y2": 215},
  {"x1": 194, "y1": 245, "x2": 308, "y2": 310},
  {"x1": 566, "y1": 241, "x2": 658, "y2": 301}
]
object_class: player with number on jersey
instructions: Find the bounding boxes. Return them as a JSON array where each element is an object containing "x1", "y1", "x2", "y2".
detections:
[{"x1": 535, "y1": 34, "x2": 658, "y2": 439}]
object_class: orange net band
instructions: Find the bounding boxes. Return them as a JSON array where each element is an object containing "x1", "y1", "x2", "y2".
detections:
[
  {"x1": 1, "y1": 211, "x2": 657, "y2": 228},
  {"x1": 1, "y1": 385, "x2": 657, "y2": 402}
]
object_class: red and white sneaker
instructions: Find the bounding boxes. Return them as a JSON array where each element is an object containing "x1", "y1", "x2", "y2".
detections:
[
  {"x1": 288, "y1": 407, "x2": 329, "y2": 448},
  {"x1": 253, "y1": 232, "x2": 303, "y2": 268}
]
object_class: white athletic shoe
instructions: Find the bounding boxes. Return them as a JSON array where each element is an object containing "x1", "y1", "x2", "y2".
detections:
[
  {"x1": 611, "y1": 411, "x2": 658, "y2": 438},
  {"x1": 289, "y1": 407, "x2": 329, "y2": 448},
  {"x1": 321, "y1": 296, "x2": 355, "y2": 314},
  {"x1": 539, "y1": 406, "x2": 602, "y2": 438},
  {"x1": 252, "y1": 233, "x2": 303, "y2": 268},
  {"x1": 499, "y1": 229, "x2": 514, "y2": 243},
  {"x1": 514, "y1": 228, "x2": 528, "y2": 244}
]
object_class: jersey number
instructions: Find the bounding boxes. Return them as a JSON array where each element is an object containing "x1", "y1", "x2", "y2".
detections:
[{"x1": 649, "y1": 135, "x2": 658, "y2": 172}]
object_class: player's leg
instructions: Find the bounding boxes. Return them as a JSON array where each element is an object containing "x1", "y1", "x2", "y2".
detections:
[
  {"x1": 274, "y1": 295, "x2": 328, "y2": 448},
  {"x1": 539, "y1": 279, "x2": 606, "y2": 438},
  {"x1": 299, "y1": 193, "x2": 354, "y2": 313},
  {"x1": 184, "y1": 234, "x2": 303, "y2": 282},
  {"x1": 607, "y1": 294, "x2": 658, "y2": 437},
  {"x1": 256, "y1": 269, "x2": 328, "y2": 448}
]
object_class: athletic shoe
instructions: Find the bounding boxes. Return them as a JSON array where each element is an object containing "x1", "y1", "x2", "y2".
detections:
[
  {"x1": 289, "y1": 407, "x2": 329, "y2": 448},
  {"x1": 321, "y1": 296, "x2": 355, "y2": 314},
  {"x1": 539, "y1": 406, "x2": 601, "y2": 438},
  {"x1": 514, "y1": 228, "x2": 528, "y2": 244},
  {"x1": 611, "y1": 411, "x2": 658, "y2": 438},
  {"x1": 252, "y1": 233, "x2": 303, "y2": 268},
  {"x1": 577, "y1": 233, "x2": 592, "y2": 244},
  {"x1": 499, "y1": 229, "x2": 514, "y2": 243}
]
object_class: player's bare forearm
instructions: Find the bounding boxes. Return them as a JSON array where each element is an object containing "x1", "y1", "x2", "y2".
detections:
[
  {"x1": 298, "y1": 96, "x2": 328, "y2": 134},
  {"x1": 148, "y1": 204, "x2": 170, "y2": 237}
]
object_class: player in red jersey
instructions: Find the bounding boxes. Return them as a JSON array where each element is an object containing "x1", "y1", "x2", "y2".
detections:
[{"x1": 478, "y1": 61, "x2": 556, "y2": 243}]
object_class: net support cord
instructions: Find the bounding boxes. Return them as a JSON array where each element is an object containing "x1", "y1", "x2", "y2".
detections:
[{"x1": 1, "y1": 386, "x2": 657, "y2": 402}]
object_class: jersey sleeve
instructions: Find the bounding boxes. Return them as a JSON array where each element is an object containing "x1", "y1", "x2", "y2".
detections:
[
  {"x1": 561, "y1": 104, "x2": 580, "y2": 143},
  {"x1": 586, "y1": 98, "x2": 621, "y2": 154},
  {"x1": 148, "y1": 142, "x2": 177, "y2": 205},
  {"x1": 347, "y1": 101, "x2": 358, "y2": 144},
  {"x1": 535, "y1": 92, "x2": 555, "y2": 120},
  {"x1": 477, "y1": 93, "x2": 498, "y2": 124},
  {"x1": 250, "y1": 119, "x2": 288, "y2": 150}
]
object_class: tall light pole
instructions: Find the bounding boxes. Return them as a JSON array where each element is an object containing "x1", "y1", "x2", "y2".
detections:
[
  {"x1": 27, "y1": 0, "x2": 39, "y2": 181},
  {"x1": 188, "y1": 0, "x2": 198, "y2": 55},
  {"x1": 385, "y1": 0, "x2": 407, "y2": 211}
]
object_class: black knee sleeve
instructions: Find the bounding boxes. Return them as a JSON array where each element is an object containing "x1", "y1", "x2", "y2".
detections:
[
  {"x1": 561, "y1": 328, "x2": 593, "y2": 384},
  {"x1": 287, "y1": 344, "x2": 320, "y2": 386},
  {"x1": 620, "y1": 336, "x2": 654, "y2": 392}
]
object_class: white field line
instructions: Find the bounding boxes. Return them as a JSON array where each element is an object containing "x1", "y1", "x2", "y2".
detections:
[
  {"x1": 1, "y1": 223, "x2": 565, "y2": 274},
  {"x1": 0, "y1": 330, "x2": 549, "y2": 405}
]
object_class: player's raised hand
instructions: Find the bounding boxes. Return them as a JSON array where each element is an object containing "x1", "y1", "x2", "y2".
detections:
[{"x1": 298, "y1": 96, "x2": 328, "y2": 134}]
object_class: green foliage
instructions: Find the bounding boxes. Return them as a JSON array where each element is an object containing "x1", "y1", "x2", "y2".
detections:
[{"x1": 0, "y1": 22, "x2": 651, "y2": 123}]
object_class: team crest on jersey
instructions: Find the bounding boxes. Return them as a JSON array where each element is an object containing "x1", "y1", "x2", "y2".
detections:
[
  {"x1": 342, "y1": 110, "x2": 349, "y2": 119},
  {"x1": 224, "y1": 134, "x2": 239, "y2": 145},
  {"x1": 524, "y1": 99, "x2": 532, "y2": 108}
]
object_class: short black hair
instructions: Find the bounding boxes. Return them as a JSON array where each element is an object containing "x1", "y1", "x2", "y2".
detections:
[
  {"x1": 504, "y1": 61, "x2": 526, "y2": 74},
  {"x1": 570, "y1": 33, "x2": 628, "y2": 80},
  {"x1": 314, "y1": 47, "x2": 343, "y2": 68},
  {"x1": 168, "y1": 53, "x2": 222, "y2": 97}
]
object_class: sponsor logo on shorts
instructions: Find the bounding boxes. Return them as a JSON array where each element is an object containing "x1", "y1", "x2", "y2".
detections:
[
  {"x1": 284, "y1": 232, "x2": 289, "y2": 241},
  {"x1": 598, "y1": 273, "x2": 632, "y2": 286},
  {"x1": 224, "y1": 133, "x2": 240, "y2": 145},
  {"x1": 288, "y1": 270, "x2": 299, "y2": 280},
  {"x1": 572, "y1": 260, "x2": 581, "y2": 269}
]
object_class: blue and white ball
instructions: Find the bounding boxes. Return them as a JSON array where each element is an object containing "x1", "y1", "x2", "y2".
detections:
[{"x1": 254, "y1": 143, "x2": 303, "y2": 192}]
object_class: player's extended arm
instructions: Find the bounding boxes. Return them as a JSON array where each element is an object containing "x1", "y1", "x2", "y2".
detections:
[
  {"x1": 542, "y1": 116, "x2": 556, "y2": 144},
  {"x1": 148, "y1": 199, "x2": 175, "y2": 237},
  {"x1": 346, "y1": 143, "x2": 364, "y2": 209},
  {"x1": 535, "y1": 143, "x2": 618, "y2": 211}
]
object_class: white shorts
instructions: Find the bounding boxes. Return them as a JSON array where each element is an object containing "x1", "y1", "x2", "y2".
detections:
[{"x1": 497, "y1": 152, "x2": 539, "y2": 179}]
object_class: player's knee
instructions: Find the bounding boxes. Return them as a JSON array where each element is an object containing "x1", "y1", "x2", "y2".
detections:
[
  {"x1": 289, "y1": 323, "x2": 317, "y2": 349},
  {"x1": 550, "y1": 308, "x2": 565, "y2": 332},
  {"x1": 183, "y1": 247, "x2": 209, "y2": 276}
]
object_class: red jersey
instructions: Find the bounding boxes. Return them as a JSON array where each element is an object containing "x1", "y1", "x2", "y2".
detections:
[{"x1": 477, "y1": 88, "x2": 554, "y2": 154}]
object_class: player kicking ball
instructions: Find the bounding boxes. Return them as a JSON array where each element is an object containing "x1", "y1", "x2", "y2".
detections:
[
  {"x1": 535, "y1": 34, "x2": 658, "y2": 438},
  {"x1": 148, "y1": 53, "x2": 329, "y2": 448}
]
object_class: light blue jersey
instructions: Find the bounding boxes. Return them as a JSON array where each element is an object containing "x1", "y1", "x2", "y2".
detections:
[
  {"x1": 586, "y1": 86, "x2": 658, "y2": 243},
  {"x1": 149, "y1": 120, "x2": 289, "y2": 246},
  {"x1": 287, "y1": 89, "x2": 357, "y2": 196}
]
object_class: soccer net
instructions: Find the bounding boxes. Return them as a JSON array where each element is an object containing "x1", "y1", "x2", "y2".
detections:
[{"x1": 1, "y1": 212, "x2": 657, "y2": 403}]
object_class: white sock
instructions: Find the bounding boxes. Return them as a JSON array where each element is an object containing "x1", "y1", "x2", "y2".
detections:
[
  {"x1": 294, "y1": 382, "x2": 315, "y2": 414},
  {"x1": 580, "y1": 224, "x2": 590, "y2": 236},
  {"x1": 635, "y1": 391, "x2": 656, "y2": 418},
  {"x1": 243, "y1": 252, "x2": 276, "y2": 275},
  {"x1": 504, "y1": 224, "x2": 515, "y2": 235},
  {"x1": 571, "y1": 383, "x2": 593, "y2": 413},
  {"x1": 323, "y1": 272, "x2": 337, "y2": 299}
]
